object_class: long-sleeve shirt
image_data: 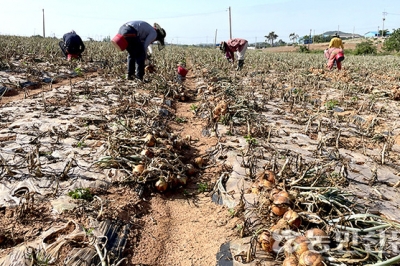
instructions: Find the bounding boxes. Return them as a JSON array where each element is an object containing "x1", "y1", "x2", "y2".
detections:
[
  {"x1": 329, "y1": 37, "x2": 344, "y2": 49},
  {"x1": 63, "y1": 33, "x2": 85, "y2": 54},
  {"x1": 125, "y1": 21, "x2": 157, "y2": 50},
  {"x1": 225, "y1": 38, "x2": 248, "y2": 62}
]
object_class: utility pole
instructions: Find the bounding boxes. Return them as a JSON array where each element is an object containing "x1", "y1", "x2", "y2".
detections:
[
  {"x1": 42, "y1": 9, "x2": 45, "y2": 37},
  {"x1": 228, "y1": 6, "x2": 232, "y2": 39},
  {"x1": 255, "y1": 37, "x2": 257, "y2": 49},
  {"x1": 214, "y1": 29, "x2": 218, "y2": 47},
  {"x1": 382, "y1": 11, "x2": 387, "y2": 37}
]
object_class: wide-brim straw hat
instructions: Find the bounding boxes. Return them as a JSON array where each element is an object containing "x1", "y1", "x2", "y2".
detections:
[{"x1": 154, "y1": 23, "x2": 166, "y2": 50}]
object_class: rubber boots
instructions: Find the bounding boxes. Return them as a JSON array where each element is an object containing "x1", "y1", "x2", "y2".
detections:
[{"x1": 237, "y1": 60, "x2": 244, "y2": 71}]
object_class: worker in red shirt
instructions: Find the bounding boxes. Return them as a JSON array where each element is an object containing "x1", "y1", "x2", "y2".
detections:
[
  {"x1": 220, "y1": 38, "x2": 248, "y2": 70},
  {"x1": 111, "y1": 21, "x2": 166, "y2": 81}
]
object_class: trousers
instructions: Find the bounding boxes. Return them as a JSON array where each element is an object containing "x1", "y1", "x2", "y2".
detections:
[{"x1": 118, "y1": 24, "x2": 146, "y2": 80}]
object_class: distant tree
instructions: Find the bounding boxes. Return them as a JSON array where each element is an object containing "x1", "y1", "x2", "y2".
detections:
[
  {"x1": 383, "y1": 28, "x2": 400, "y2": 52},
  {"x1": 88, "y1": 37, "x2": 95, "y2": 42},
  {"x1": 265, "y1": 31, "x2": 278, "y2": 46},
  {"x1": 289, "y1": 33, "x2": 299, "y2": 44},
  {"x1": 354, "y1": 40, "x2": 377, "y2": 55},
  {"x1": 313, "y1": 34, "x2": 331, "y2": 43},
  {"x1": 379, "y1": 29, "x2": 389, "y2": 37},
  {"x1": 102, "y1": 36, "x2": 111, "y2": 42},
  {"x1": 276, "y1": 39, "x2": 287, "y2": 46}
]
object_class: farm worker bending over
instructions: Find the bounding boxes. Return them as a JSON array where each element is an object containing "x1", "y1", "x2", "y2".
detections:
[
  {"x1": 220, "y1": 38, "x2": 248, "y2": 71},
  {"x1": 111, "y1": 21, "x2": 166, "y2": 81},
  {"x1": 59, "y1": 30, "x2": 85, "y2": 61},
  {"x1": 325, "y1": 33, "x2": 344, "y2": 70}
]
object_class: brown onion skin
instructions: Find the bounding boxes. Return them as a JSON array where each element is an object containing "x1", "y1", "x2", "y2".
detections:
[
  {"x1": 283, "y1": 209, "x2": 302, "y2": 229},
  {"x1": 282, "y1": 255, "x2": 298, "y2": 266},
  {"x1": 284, "y1": 236, "x2": 310, "y2": 258},
  {"x1": 258, "y1": 231, "x2": 274, "y2": 253},
  {"x1": 155, "y1": 178, "x2": 168, "y2": 192},
  {"x1": 271, "y1": 204, "x2": 289, "y2": 216},
  {"x1": 304, "y1": 228, "x2": 330, "y2": 250},
  {"x1": 298, "y1": 250, "x2": 324, "y2": 266}
]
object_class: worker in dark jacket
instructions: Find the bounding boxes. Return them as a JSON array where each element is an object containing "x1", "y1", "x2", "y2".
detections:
[
  {"x1": 59, "y1": 30, "x2": 85, "y2": 61},
  {"x1": 111, "y1": 21, "x2": 166, "y2": 81}
]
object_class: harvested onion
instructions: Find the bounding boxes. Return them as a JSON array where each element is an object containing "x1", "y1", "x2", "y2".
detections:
[
  {"x1": 141, "y1": 149, "x2": 154, "y2": 158},
  {"x1": 257, "y1": 230, "x2": 273, "y2": 253},
  {"x1": 298, "y1": 250, "x2": 323, "y2": 266},
  {"x1": 284, "y1": 236, "x2": 310, "y2": 258},
  {"x1": 283, "y1": 209, "x2": 301, "y2": 229},
  {"x1": 177, "y1": 175, "x2": 188, "y2": 186},
  {"x1": 271, "y1": 194, "x2": 290, "y2": 216},
  {"x1": 155, "y1": 178, "x2": 168, "y2": 192},
  {"x1": 194, "y1": 157, "x2": 204, "y2": 168},
  {"x1": 304, "y1": 228, "x2": 329, "y2": 250},
  {"x1": 282, "y1": 255, "x2": 298, "y2": 266},
  {"x1": 144, "y1": 134, "x2": 156, "y2": 147},
  {"x1": 257, "y1": 170, "x2": 276, "y2": 188},
  {"x1": 186, "y1": 164, "x2": 197, "y2": 176},
  {"x1": 133, "y1": 164, "x2": 144, "y2": 174}
]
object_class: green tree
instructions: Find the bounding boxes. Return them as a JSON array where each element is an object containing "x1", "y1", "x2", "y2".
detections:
[
  {"x1": 383, "y1": 28, "x2": 400, "y2": 52},
  {"x1": 276, "y1": 39, "x2": 287, "y2": 46},
  {"x1": 354, "y1": 40, "x2": 377, "y2": 55},
  {"x1": 265, "y1": 31, "x2": 278, "y2": 46},
  {"x1": 379, "y1": 29, "x2": 389, "y2": 37},
  {"x1": 312, "y1": 34, "x2": 331, "y2": 43}
]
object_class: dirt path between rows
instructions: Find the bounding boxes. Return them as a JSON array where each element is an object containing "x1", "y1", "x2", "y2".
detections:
[{"x1": 128, "y1": 70, "x2": 240, "y2": 265}]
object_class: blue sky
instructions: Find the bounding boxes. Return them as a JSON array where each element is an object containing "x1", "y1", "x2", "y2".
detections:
[{"x1": 0, "y1": 0, "x2": 399, "y2": 44}]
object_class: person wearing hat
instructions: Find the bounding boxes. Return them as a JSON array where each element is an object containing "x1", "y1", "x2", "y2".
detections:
[
  {"x1": 111, "y1": 21, "x2": 166, "y2": 81},
  {"x1": 59, "y1": 30, "x2": 85, "y2": 61},
  {"x1": 220, "y1": 38, "x2": 248, "y2": 71},
  {"x1": 325, "y1": 33, "x2": 345, "y2": 70}
]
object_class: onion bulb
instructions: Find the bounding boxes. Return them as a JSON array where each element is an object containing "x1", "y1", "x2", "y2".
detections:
[
  {"x1": 186, "y1": 164, "x2": 197, "y2": 176},
  {"x1": 304, "y1": 228, "x2": 329, "y2": 250},
  {"x1": 284, "y1": 236, "x2": 310, "y2": 258},
  {"x1": 283, "y1": 209, "x2": 301, "y2": 229},
  {"x1": 298, "y1": 250, "x2": 323, "y2": 266},
  {"x1": 271, "y1": 194, "x2": 290, "y2": 216},
  {"x1": 282, "y1": 255, "x2": 298, "y2": 266},
  {"x1": 257, "y1": 170, "x2": 276, "y2": 188},
  {"x1": 270, "y1": 189, "x2": 290, "y2": 201},
  {"x1": 141, "y1": 149, "x2": 154, "y2": 158},
  {"x1": 155, "y1": 177, "x2": 168, "y2": 192},
  {"x1": 177, "y1": 175, "x2": 188, "y2": 186},
  {"x1": 257, "y1": 230, "x2": 273, "y2": 253},
  {"x1": 144, "y1": 134, "x2": 156, "y2": 147},
  {"x1": 133, "y1": 164, "x2": 145, "y2": 174},
  {"x1": 194, "y1": 157, "x2": 204, "y2": 168}
]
